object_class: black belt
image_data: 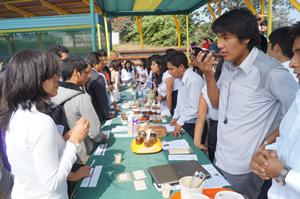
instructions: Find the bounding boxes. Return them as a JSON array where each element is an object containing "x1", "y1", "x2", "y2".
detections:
[{"x1": 209, "y1": 119, "x2": 218, "y2": 125}]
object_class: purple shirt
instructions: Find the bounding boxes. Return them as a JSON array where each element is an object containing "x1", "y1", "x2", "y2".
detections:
[{"x1": 0, "y1": 128, "x2": 11, "y2": 172}]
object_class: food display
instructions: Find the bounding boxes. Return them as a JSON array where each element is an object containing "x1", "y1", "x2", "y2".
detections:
[
  {"x1": 120, "y1": 112, "x2": 128, "y2": 123},
  {"x1": 131, "y1": 130, "x2": 162, "y2": 154}
]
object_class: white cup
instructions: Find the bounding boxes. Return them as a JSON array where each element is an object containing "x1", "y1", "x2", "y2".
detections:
[
  {"x1": 114, "y1": 153, "x2": 122, "y2": 164},
  {"x1": 179, "y1": 176, "x2": 204, "y2": 199},
  {"x1": 161, "y1": 183, "x2": 171, "y2": 198}
]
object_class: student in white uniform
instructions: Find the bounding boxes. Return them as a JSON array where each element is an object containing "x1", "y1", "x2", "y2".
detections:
[
  {"x1": 1, "y1": 50, "x2": 89, "y2": 199},
  {"x1": 151, "y1": 55, "x2": 182, "y2": 115},
  {"x1": 251, "y1": 21, "x2": 300, "y2": 199},
  {"x1": 136, "y1": 58, "x2": 148, "y2": 85},
  {"x1": 121, "y1": 60, "x2": 136, "y2": 84}
]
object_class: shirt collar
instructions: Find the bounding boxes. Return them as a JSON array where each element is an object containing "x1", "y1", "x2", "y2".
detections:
[
  {"x1": 226, "y1": 47, "x2": 259, "y2": 75},
  {"x1": 181, "y1": 68, "x2": 192, "y2": 84},
  {"x1": 238, "y1": 47, "x2": 260, "y2": 75},
  {"x1": 282, "y1": 60, "x2": 290, "y2": 67}
]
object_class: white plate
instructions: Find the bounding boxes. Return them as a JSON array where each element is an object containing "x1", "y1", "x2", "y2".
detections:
[
  {"x1": 215, "y1": 191, "x2": 244, "y2": 199},
  {"x1": 187, "y1": 193, "x2": 210, "y2": 199}
]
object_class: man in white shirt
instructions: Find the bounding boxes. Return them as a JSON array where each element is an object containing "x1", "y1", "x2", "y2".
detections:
[
  {"x1": 268, "y1": 26, "x2": 298, "y2": 83},
  {"x1": 197, "y1": 8, "x2": 298, "y2": 199},
  {"x1": 167, "y1": 51, "x2": 204, "y2": 138},
  {"x1": 251, "y1": 21, "x2": 300, "y2": 199}
]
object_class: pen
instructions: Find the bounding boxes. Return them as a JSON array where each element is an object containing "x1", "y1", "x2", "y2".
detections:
[{"x1": 90, "y1": 160, "x2": 95, "y2": 168}]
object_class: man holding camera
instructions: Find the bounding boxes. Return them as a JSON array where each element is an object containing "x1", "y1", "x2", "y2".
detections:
[{"x1": 197, "y1": 8, "x2": 298, "y2": 198}]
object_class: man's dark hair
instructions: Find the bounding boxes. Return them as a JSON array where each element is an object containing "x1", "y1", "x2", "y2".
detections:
[
  {"x1": 97, "y1": 49, "x2": 107, "y2": 58},
  {"x1": 48, "y1": 44, "x2": 69, "y2": 59},
  {"x1": 85, "y1": 52, "x2": 100, "y2": 67},
  {"x1": 166, "y1": 51, "x2": 189, "y2": 69},
  {"x1": 290, "y1": 22, "x2": 300, "y2": 43},
  {"x1": 165, "y1": 48, "x2": 176, "y2": 55},
  {"x1": 260, "y1": 34, "x2": 268, "y2": 53},
  {"x1": 212, "y1": 8, "x2": 261, "y2": 50},
  {"x1": 110, "y1": 60, "x2": 122, "y2": 71},
  {"x1": 61, "y1": 55, "x2": 88, "y2": 81},
  {"x1": 269, "y1": 27, "x2": 293, "y2": 58}
]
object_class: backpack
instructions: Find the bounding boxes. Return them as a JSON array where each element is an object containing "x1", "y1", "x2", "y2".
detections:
[{"x1": 50, "y1": 92, "x2": 83, "y2": 135}]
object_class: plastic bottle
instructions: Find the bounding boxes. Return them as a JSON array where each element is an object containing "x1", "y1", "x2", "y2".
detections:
[{"x1": 132, "y1": 117, "x2": 139, "y2": 136}]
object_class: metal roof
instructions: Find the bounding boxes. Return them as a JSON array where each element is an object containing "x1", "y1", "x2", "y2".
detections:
[
  {"x1": 0, "y1": 0, "x2": 102, "y2": 19},
  {"x1": 97, "y1": 0, "x2": 209, "y2": 16}
]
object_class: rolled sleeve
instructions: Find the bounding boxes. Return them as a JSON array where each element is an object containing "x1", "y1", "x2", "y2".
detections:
[{"x1": 267, "y1": 68, "x2": 299, "y2": 116}]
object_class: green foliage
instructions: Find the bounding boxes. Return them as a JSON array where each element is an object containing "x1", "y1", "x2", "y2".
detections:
[{"x1": 117, "y1": 15, "x2": 215, "y2": 47}]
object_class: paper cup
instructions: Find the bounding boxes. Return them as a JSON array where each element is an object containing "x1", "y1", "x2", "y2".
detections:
[
  {"x1": 179, "y1": 176, "x2": 204, "y2": 199},
  {"x1": 114, "y1": 153, "x2": 122, "y2": 164},
  {"x1": 161, "y1": 183, "x2": 171, "y2": 198}
]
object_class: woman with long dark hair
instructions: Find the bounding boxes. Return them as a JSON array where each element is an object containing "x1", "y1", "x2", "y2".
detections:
[
  {"x1": 151, "y1": 54, "x2": 182, "y2": 115},
  {"x1": 0, "y1": 50, "x2": 89, "y2": 198}
]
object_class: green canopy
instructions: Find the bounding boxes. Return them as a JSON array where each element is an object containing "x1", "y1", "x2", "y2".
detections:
[{"x1": 97, "y1": 0, "x2": 209, "y2": 16}]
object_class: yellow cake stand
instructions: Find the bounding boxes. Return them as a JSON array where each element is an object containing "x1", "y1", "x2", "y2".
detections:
[{"x1": 131, "y1": 138, "x2": 163, "y2": 154}]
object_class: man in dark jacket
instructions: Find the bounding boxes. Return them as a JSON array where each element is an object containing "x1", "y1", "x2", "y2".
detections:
[{"x1": 85, "y1": 52, "x2": 113, "y2": 124}]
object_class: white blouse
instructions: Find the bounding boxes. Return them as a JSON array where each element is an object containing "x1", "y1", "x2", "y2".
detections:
[
  {"x1": 6, "y1": 105, "x2": 78, "y2": 199},
  {"x1": 136, "y1": 66, "x2": 148, "y2": 83},
  {"x1": 157, "y1": 71, "x2": 182, "y2": 97}
]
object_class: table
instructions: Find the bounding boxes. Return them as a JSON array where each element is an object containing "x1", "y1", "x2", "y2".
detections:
[{"x1": 71, "y1": 89, "x2": 211, "y2": 199}]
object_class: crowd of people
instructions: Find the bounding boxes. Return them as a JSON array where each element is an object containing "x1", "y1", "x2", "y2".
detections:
[{"x1": 0, "y1": 7, "x2": 300, "y2": 199}]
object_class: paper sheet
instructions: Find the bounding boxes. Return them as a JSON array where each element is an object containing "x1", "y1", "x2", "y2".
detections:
[
  {"x1": 111, "y1": 125, "x2": 129, "y2": 133},
  {"x1": 94, "y1": 143, "x2": 107, "y2": 156},
  {"x1": 168, "y1": 154, "x2": 198, "y2": 161},
  {"x1": 114, "y1": 133, "x2": 133, "y2": 138},
  {"x1": 132, "y1": 170, "x2": 147, "y2": 180},
  {"x1": 202, "y1": 164, "x2": 231, "y2": 188},
  {"x1": 163, "y1": 124, "x2": 175, "y2": 133},
  {"x1": 105, "y1": 119, "x2": 112, "y2": 126},
  {"x1": 162, "y1": 139, "x2": 190, "y2": 150},
  {"x1": 133, "y1": 180, "x2": 147, "y2": 191},
  {"x1": 80, "y1": 168, "x2": 94, "y2": 187},
  {"x1": 102, "y1": 130, "x2": 110, "y2": 139},
  {"x1": 88, "y1": 165, "x2": 103, "y2": 187}
]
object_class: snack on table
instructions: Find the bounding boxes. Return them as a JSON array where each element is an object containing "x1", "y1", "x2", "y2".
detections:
[
  {"x1": 151, "y1": 115, "x2": 161, "y2": 123},
  {"x1": 135, "y1": 135, "x2": 144, "y2": 145},
  {"x1": 132, "y1": 108, "x2": 140, "y2": 114}
]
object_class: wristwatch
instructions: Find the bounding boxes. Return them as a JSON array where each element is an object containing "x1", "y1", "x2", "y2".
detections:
[{"x1": 275, "y1": 165, "x2": 291, "y2": 186}]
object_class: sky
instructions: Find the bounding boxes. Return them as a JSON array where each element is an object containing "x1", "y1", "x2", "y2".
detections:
[
  {"x1": 193, "y1": 4, "x2": 300, "y2": 25},
  {"x1": 290, "y1": 9, "x2": 300, "y2": 23}
]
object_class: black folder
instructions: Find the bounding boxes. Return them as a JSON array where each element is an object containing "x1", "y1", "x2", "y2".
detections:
[{"x1": 148, "y1": 160, "x2": 211, "y2": 187}]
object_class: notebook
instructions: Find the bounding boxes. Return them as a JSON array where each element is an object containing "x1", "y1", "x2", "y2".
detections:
[{"x1": 148, "y1": 160, "x2": 211, "y2": 187}]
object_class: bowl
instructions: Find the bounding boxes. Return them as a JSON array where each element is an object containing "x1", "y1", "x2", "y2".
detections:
[{"x1": 215, "y1": 191, "x2": 245, "y2": 199}]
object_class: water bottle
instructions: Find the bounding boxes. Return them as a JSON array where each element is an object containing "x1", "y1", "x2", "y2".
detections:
[{"x1": 132, "y1": 118, "x2": 139, "y2": 136}]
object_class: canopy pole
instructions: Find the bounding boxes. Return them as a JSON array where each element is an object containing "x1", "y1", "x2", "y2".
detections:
[
  {"x1": 267, "y1": 0, "x2": 272, "y2": 40},
  {"x1": 97, "y1": 23, "x2": 101, "y2": 49},
  {"x1": 186, "y1": 14, "x2": 189, "y2": 61},
  {"x1": 135, "y1": 16, "x2": 143, "y2": 49},
  {"x1": 172, "y1": 15, "x2": 181, "y2": 48},
  {"x1": 104, "y1": 15, "x2": 110, "y2": 58},
  {"x1": 261, "y1": 0, "x2": 265, "y2": 20},
  {"x1": 207, "y1": 3, "x2": 216, "y2": 20},
  {"x1": 217, "y1": 0, "x2": 221, "y2": 16},
  {"x1": 289, "y1": 0, "x2": 300, "y2": 12},
  {"x1": 90, "y1": 0, "x2": 97, "y2": 51},
  {"x1": 244, "y1": 0, "x2": 257, "y2": 15}
]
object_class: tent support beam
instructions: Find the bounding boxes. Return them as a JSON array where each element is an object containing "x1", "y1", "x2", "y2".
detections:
[{"x1": 173, "y1": 15, "x2": 181, "y2": 48}]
